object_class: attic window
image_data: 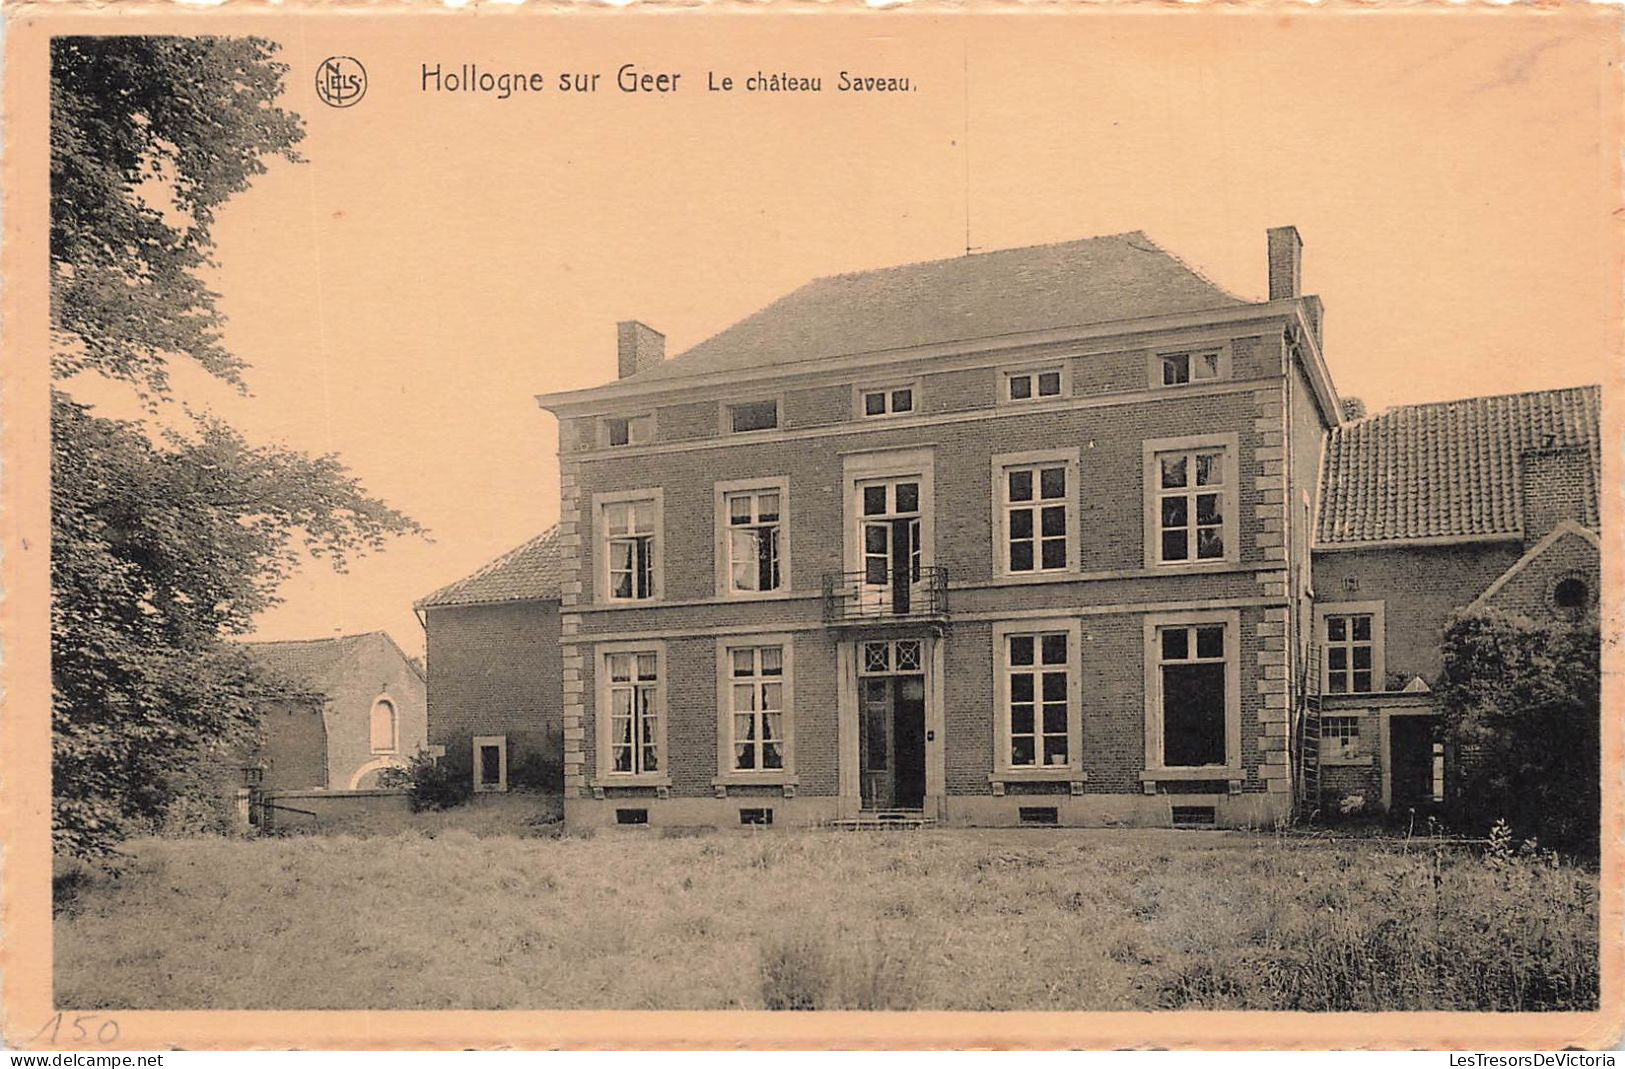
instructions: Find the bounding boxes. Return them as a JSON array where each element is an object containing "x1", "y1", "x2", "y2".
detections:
[
  {"x1": 860, "y1": 384, "x2": 917, "y2": 418},
  {"x1": 1004, "y1": 367, "x2": 1065, "y2": 403},
  {"x1": 729, "y1": 400, "x2": 779, "y2": 433},
  {"x1": 603, "y1": 415, "x2": 651, "y2": 448},
  {"x1": 1156, "y1": 347, "x2": 1229, "y2": 388}
]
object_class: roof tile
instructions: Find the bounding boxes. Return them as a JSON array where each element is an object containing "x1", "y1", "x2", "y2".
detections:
[
  {"x1": 416, "y1": 527, "x2": 564, "y2": 609},
  {"x1": 1318, "y1": 385, "x2": 1600, "y2": 545}
]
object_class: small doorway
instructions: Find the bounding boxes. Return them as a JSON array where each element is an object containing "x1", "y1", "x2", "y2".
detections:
[
  {"x1": 1388, "y1": 715, "x2": 1441, "y2": 813},
  {"x1": 856, "y1": 638, "x2": 927, "y2": 810}
]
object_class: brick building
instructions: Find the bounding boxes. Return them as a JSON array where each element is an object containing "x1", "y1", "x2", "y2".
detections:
[
  {"x1": 422, "y1": 228, "x2": 1600, "y2": 830},
  {"x1": 1308, "y1": 386, "x2": 1600, "y2": 816},
  {"x1": 240, "y1": 631, "x2": 428, "y2": 790},
  {"x1": 416, "y1": 529, "x2": 565, "y2": 792}
]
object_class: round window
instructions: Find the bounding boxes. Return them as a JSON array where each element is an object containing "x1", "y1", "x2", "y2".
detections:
[{"x1": 1553, "y1": 577, "x2": 1588, "y2": 610}]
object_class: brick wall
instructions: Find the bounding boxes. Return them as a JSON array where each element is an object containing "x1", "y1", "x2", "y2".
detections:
[
  {"x1": 426, "y1": 600, "x2": 563, "y2": 786},
  {"x1": 253, "y1": 698, "x2": 328, "y2": 791},
  {"x1": 576, "y1": 387, "x2": 1271, "y2": 603},
  {"x1": 1518, "y1": 447, "x2": 1594, "y2": 545},
  {"x1": 1310, "y1": 543, "x2": 1524, "y2": 684},
  {"x1": 1475, "y1": 529, "x2": 1599, "y2": 622}
]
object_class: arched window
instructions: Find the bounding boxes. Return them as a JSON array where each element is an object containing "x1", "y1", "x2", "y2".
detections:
[{"x1": 370, "y1": 697, "x2": 397, "y2": 753}]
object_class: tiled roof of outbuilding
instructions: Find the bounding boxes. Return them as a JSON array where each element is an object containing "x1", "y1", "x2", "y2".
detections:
[
  {"x1": 416, "y1": 526, "x2": 564, "y2": 609},
  {"x1": 625, "y1": 231, "x2": 1247, "y2": 383},
  {"x1": 1317, "y1": 385, "x2": 1600, "y2": 545}
]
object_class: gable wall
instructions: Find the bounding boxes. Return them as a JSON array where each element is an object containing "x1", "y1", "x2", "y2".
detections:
[{"x1": 426, "y1": 600, "x2": 563, "y2": 787}]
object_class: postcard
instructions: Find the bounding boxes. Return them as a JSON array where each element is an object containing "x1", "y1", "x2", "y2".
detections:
[{"x1": 3, "y1": 3, "x2": 1621, "y2": 1051}]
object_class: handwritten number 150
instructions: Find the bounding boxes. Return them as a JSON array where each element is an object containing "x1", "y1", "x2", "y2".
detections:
[{"x1": 31, "y1": 1012, "x2": 122, "y2": 1045}]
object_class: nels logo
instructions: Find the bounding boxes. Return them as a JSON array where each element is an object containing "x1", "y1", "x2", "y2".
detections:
[{"x1": 316, "y1": 57, "x2": 367, "y2": 109}]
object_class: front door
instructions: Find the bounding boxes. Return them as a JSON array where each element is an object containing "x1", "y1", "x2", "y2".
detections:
[
  {"x1": 1389, "y1": 715, "x2": 1440, "y2": 813},
  {"x1": 859, "y1": 675, "x2": 927, "y2": 810}
]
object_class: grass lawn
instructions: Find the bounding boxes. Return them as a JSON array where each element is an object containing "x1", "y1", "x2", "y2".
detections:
[{"x1": 54, "y1": 813, "x2": 1598, "y2": 1012}]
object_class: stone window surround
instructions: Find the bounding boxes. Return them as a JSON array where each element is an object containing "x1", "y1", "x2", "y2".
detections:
[
  {"x1": 1313, "y1": 600, "x2": 1387, "y2": 696},
  {"x1": 990, "y1": 447, "x2": 1082, "y2": 580},
  {"x1": 473, "y1": 734, "x2": 508, "y2": 793},
  {"x1": 989, "y1": 617, "x2": 1085, "y2": 785},
  {"x1": 712, "y1": 476, "x2": 793, "y2": 600},
  {"x1": 713, "y1": 633, "x2": 799, "y2": 789},
  {"x1": 1141, "y1": 608, "x2": 1244, "y2": 787},
  {"x1": 593, "y1": 639, "x2": 671, "y2": 788},
  {"x1": 593, "y1": 487, "x2": 665, "y2": 605},
  {"x1": 1141, "y1": 432, "x2": 1241, "y2": 570}
]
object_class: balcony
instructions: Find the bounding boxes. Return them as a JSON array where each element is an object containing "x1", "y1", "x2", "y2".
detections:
[{"x1": 822, "y1": 567, "x2": 950, "y2": 630}]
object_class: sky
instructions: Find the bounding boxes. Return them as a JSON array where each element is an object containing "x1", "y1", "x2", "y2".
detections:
[{"x1": 70, "y1": 12, "x2": 1619, "y2": 657}]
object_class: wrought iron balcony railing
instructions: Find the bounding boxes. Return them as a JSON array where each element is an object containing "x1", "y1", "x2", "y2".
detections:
[{"x1": 821, "y1": 567, "x2": 949, "y2": 627}]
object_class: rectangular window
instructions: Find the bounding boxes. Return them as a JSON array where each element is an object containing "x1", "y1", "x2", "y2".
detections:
[
  {"x1": 602, "y1": 498, "x2": 657, "y2": 600},
  {"x1": 1324, "y1": 614, "x2": 1375, "y2": 694},
  {"x1": 1003, "y1": 462, "x2": 1069, "y2": 573},
  {"x1": 1158, "y1": 349, "x2": 1223, "y2": 387},
  {"x1": 1004, "y1": 366, "x2": 1065, "y2": 403},
  {"x1": 473, "y1": 734, "x2": 507, "y2": 793},
  {"x1": 727, "y1": 645, "x2": 786, "y2": 772},
  {"x1": 1321, "y1": 715, "x2": 1361, "y2": 761},
  {"x1": 1431, "y1": 742, "x2": 1446, "y2": 803},
  {"x1": 860, "y1": 385, "x2": 916, "y2": 418},
  {"x1": 606, "y1": 651, "x2": 661, "y2": 775},
  {"x1": 1004, "y1": 631, "x2": 1071, "y2": 769},
  {"x1": 724, "y1": 489, "x2": 782, "y2": 593},
  {"x1": 603, "y1": 415, "x2": 651, "y2": 448},
  {"x1": 1153, "y1": 446, "x2": 1228, "y2": 564},
  {"x1": 728, "y1": 400, "x2": 779, "y2": 433},
  {"x1": 1157, "y1": 623, "x2": 1227, "y2": 767}
]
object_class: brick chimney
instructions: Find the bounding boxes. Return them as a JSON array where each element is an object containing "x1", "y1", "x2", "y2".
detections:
[
  {"x1": 1518, "y1": 445, "x2": 1594, "y2": 545},
  {"x1": 1267, "y1": 226, "x2": 1302, "y2": 301},
  {"x1": 617, "y1": 320, "x2": 665, "y2": 379}
]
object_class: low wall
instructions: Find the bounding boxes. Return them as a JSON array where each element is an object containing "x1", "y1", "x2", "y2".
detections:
[{"x1": 258, "y1": 787, "x2": 413, "y2": 834}]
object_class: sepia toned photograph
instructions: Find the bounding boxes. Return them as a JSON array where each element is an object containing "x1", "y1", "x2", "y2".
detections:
[{"x1": 3, "y1": 5, "x2": 1620, "y2": 1050}]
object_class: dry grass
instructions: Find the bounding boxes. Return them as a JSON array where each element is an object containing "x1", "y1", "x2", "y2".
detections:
[{"x1": 54, "y1": 826, "x2": 1597, "y2": 1011}]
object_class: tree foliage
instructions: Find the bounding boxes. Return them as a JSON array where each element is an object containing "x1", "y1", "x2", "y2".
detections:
[
  {"x1": 1340, "y1": 396, "x2": 1367, "y2": 421},
  {"x1": 1434, "y1": 608, "x2": 1601, "y2": 856},
  {"x1": 51, "y1": 36, "x2": 421, "y2": 859}
]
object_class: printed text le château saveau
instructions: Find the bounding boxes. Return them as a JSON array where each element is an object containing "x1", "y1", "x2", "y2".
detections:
[{"x1": 420, "y1": 63, "x2": 914, "y2": 100}]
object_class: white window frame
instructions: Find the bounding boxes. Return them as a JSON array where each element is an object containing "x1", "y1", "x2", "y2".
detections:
[
  {"x1": 1314, "y1": 601, "x2": 1386, "y2": 696},
  {"x1": 473, "y1": 734, "x2": 507, "y2": 793},
  {"x1": 594, "y1": 641, "x2": 669, "y2": 786},
  {"x1": 999, "y1": 363, "x2": 1070, "y2": 405},
  {"x1": 991, "y1": 448, "x2": 1081, "y2": 579},
  {"x1": 600, "y1": 413, "x2": 654, "y2": 449},
  {"x1": 714, "y1": 477, "x2": 791, "y2": 599},
  {"x1": 723, "y1": 397, "x2": 782, "y2": 434},
  {"x1": 1143, "y1": 433, "x2": 1240, "y2": 568},
  {"x1": 594, "y1": 488, "x2": 664, "y2": 604},
  {"x1": 369, "y1": 695, "x2": 398, "y2": 754},
  {"x1": 714, "y1": 634, "x2": 797, "y2": 785},
  {"x1": 1142, "y1": 609, "x2": 1243, "y2": 777},
  {"x1": 1320, "y1": 714, "x2": 1368, "y2": 766},
  {"x1": 841, "y1": 447, "x2": 935, "y2": 579},
  {"x1": 991, "y1": 619, "x2": 1084, "y2": 779},
  {"x1": 1151, "y1": 342, "x2": 1232, "y2": 389},
  {"x1": 854, "y1": 381, "x2": 921, "y2": 420}
]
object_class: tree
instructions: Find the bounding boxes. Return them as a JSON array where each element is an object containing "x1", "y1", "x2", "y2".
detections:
[
  {"x1": 1340, "y1": 396, "x2": 1367, "y2": 421},
  {"x1": 1434, "y1": 608, "x2": 1600, "y2": 856},
  {"x1": 50, "y1": 36, "x2": 421, "y2": 859}
]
